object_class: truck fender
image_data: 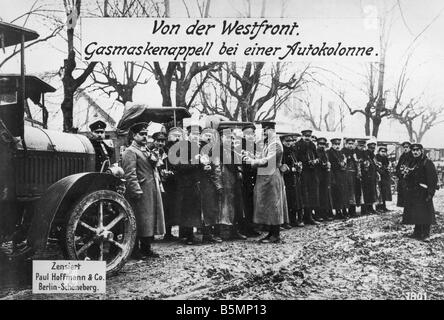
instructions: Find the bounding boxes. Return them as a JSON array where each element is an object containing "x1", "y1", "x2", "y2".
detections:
[{"x1": 27, "y1": 172, "x2": 122, "y2": 254}]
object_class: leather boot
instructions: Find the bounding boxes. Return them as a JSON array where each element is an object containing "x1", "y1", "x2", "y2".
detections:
[
  {"x1": 304, "y1": 208, "x2": 319, "y2": 225},
  {"x1": 260, "y1": 226, "x2": 280, "y2": 243},
  {"x1": 368, "y1": 205, "x2": 377, "y2": 215},
  {"x1": 130, "y1": 238, "x2": 144, "y2": 260},
  {"x1": 296, "y1": 210, "x2": 305, "y2": 227},
  {"x1": 408, "y1": 225, "x2": 421, "y2": 239},
  {"x1": 348, "y1": 205, "x2": 357, "y2": 218},
  {"x1": 325, "y1": 210, "x2": 334, "y2": 221},
  {"x1": 361, "y1": 205, "x2": 368, "y2": 215},
  {"x1": 230, "y1": 225, "x2": 247, "y2": 240},
  {"x1": 140, "y1": 237, "x2": 159, "y2": 258},
  {"x1": 314, "y1": 210, "x2": 324, "y2": 222},
  {"x1": 335, "y1": 209, "x2": 345, "y2": 220}
]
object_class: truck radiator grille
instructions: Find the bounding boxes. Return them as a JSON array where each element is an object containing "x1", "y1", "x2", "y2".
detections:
[{"x1": 15, "y1": 153, "x2": 88, "y2": 197}]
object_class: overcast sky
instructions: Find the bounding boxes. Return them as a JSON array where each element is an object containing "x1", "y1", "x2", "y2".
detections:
[{"x1": 1, "y1": 0, "x2": 444, "y2": 146}]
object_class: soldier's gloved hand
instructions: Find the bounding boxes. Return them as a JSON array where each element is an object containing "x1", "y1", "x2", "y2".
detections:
[
  {"x1": 203, "y1": 164, "x2": 212, "y2": 171},
  {"x1": 243, "y1": 156, "x2": 253, "y2": 164}
]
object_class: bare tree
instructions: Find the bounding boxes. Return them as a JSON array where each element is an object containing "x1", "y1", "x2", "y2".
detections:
[
  {"x1": 204, "y1": 62, "x2": 309, "y2": 121},
  {"x1": 292, "y1": 95, "x2": 345, "y2": 132},
  {"x1": 150, "y1": 0, "x2": 220, "y2": 107},
  {"x1": 0, "y1": 1, "x2": 64, "y2": 70},
  {"x1": 60, "y1": 0, "x2": 97, "y2": 132},
  {"x1": 88, "y1": 0, "x2": 158, "y2": 105},
  {"x1": 334, "y1": 2, "x2": 443, "y2": 138},
  {"x1": 336, "y1": 12, "x2": 392, "y2": 137},
  {"x1": 193, "y1": 0, "x2": 309, "y2": 121},
  {"x1": 390, "y1": 98, "x2": 444, "y2": 143}
]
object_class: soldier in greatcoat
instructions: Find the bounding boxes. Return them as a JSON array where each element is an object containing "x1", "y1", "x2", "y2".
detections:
[
  {"x1": 354, "y1": 140, "x2": 367, "y2": 212},
  {"x1": 122, "y1": 122, "x2": 165, "y2": 259},
  {"x1": 199, "y1": 127, "x2": 224, "y2": 243},
  {"x1": 315, "y1": 137, "x2": 333, "y2": 221},
  {"x1": 375, "y1": 145, "x2": 393, "y2": 212},
  {"x1": 217, "y1": 126, "x2": 247, "y2": 240},
  {"x1": 360, "y1": 141, "x2": 379, "y2": 215},
  {"x1": 168, "y1": 124, "x2": 203, "y2": 245},
  {"x1": 395, "y1": 141, "x2": 413, "y2": 207},
  {"x1": 342, "y1": 138, "x2": 360, "y2": 217},
  {"x1": 281, "y1": 134, "x2": 304, "y2": 226},
  {"x1": 294, "y1": 129, "x2": 320, "y2": 225},
  {"x1": 245, "y1": 121, "x2": 288, "y2": 243},
  {"x1": 239, "y1": 123, "x2": 260, "y2": 237},
  {"x1": 327, "y1": 138, "x2": 347, "y2": 219},
  {"x1": 154, "y1": 130, "x2": 179, "y2": 241},
  {"x1": 402, "y1": 143, "x2": 438, "y2": 240}
]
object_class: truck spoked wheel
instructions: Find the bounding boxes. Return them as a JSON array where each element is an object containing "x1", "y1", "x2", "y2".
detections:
[{"x1": 62, "y1": 190, "x2": 136, "y2": 277}]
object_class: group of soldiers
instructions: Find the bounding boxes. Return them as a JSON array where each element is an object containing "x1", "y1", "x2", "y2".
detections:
[{"x1": 88, "y1": 118, "x2": 440, "y2": 260}]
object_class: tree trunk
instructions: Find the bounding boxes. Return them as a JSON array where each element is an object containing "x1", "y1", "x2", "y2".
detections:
[
  {"x1": 160, "y1": 82, "x2": 172, "y2": 106},
  {"x1": 61, "y1": 0, "x2": 96, "y2": 132},
  {"x1": 61, "y1": 78, "x2": 75, "y2": 131},
  {"x1": 61, "y1": 24, "x2": 76, "y2": 132},
  {"x1": 371, "y1": 117, "x2": 381, "y2": 137}
]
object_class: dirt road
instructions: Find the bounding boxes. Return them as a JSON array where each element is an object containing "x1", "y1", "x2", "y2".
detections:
[{"x1": 2, "y1": 191, "x2": 444, "y2": 300}]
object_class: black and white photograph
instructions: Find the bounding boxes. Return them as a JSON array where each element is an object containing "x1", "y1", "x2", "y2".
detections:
[{"x1": 1, "y1": 0, "x2": 444, "y2": 304}]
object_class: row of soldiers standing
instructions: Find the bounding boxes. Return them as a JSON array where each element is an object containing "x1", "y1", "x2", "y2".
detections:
[
  {"x1": 280, "y1": 129, "x2": 393, "y2": 227},
  {"x1": 89, "y1": 118, "x2": 439, "y2": 259},
  {"x1": 118, "y1": 122, "x2": 401, "y2": 258}
]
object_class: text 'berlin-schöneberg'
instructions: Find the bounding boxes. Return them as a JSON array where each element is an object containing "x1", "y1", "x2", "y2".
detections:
[{"x1": 83, "y1": 41, "x2": 377, "y2": 61}]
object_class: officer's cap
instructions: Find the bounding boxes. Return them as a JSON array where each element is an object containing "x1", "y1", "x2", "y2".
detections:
[
  {"x1": 185, "y1": 124, "x2": 203, "y2": 133},
  {"x1": 242, "y1": 123, "x2": 256, "y2": 131},
  {"x1": 401, "y1": 141, "x2": 411, "y2": 148},
  {"x1": 411, "y1": 143, "x2": 423, "y2": 150},
  {"x1": 152, "y1": 131, "x2": 167, "y2": 141},
  {"x1": 129, "y1": 122, "x2": 149, "y2": 134},
  {"x1": 89, "y1": 120, "x2": 106, "y2": 131},
  {"x1": 260, "y1": 121, "x2": 276, "y2": 130},
  {"x1": 317, "y1": 137, "x2": 327, "y2": 144}
]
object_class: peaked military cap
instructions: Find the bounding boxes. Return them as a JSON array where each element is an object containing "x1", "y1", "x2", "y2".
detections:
[
  {"x1": 129, "y1": 122, "x2": 149, "y2": 134},
  {"x1": 89, "y1": 120, "x2": 106, "y2": 131},
  {"x1": 152, "y1": 131, "x2": 167, "y2": 140}
]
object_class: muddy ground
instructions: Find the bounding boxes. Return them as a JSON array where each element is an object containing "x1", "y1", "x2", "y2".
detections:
[{"x1": 1, "y1": 190, "x2": 444, "y2": 300}]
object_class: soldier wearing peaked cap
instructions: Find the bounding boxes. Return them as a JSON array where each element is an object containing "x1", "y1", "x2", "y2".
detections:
[
  {"x1": 327, "y1": 138, "x2": 347, "y2": 219},
  {"x1": 151, "y1": 130, "x2": 177, "y2": 241},
  {"x1": 395, "y1": 141, "x2": 413, "y2": 207},
  {"x1": 360, "y1": 141, "x2": 379, "y2": 214},
  {"x1": 186, "y1": 124, "x2": 203, "y2": 143},
  {"x1": 122, "y1": 122, "x2": 165, "y2": 259},
  {"x1": 375, "y1": 144, "x2": 392, "y2": 212},
  {"x1": 239, "y1": 123, "x2": 260, "y2": 236},
  {"x1": 354, "y1": 140, "x2": 367, "y2": 209},
  {"x1": 341, "y1": 138, "x2": 360, "y2": 217},
  {"x1": 168, "y1": 125, "x2": 203, "y2": 244},
  {"x1": 89, "y1": 120, "x2": 114, "y2": 172},
  {"x1": 402, "y1": 143, "x2": 438, "y2": 240},
  {"x1": 216, "y1": 126, "x2": 247, "y2": 241},
  {"x1": 281, "y1": 133, "x2": 304, "y2": 227},
  {"x1": 247, "y1": 121, "x2": 288, "y2": 243},
  {"x1": 198, "y1": 127, "x2": 224, "y2": 244},
  {"x1": 315, "y1": 137, "x2": 333, "y2": 221},
  {"x1": 294, "y1": 129, "x2": 320, "y2": 225}
]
